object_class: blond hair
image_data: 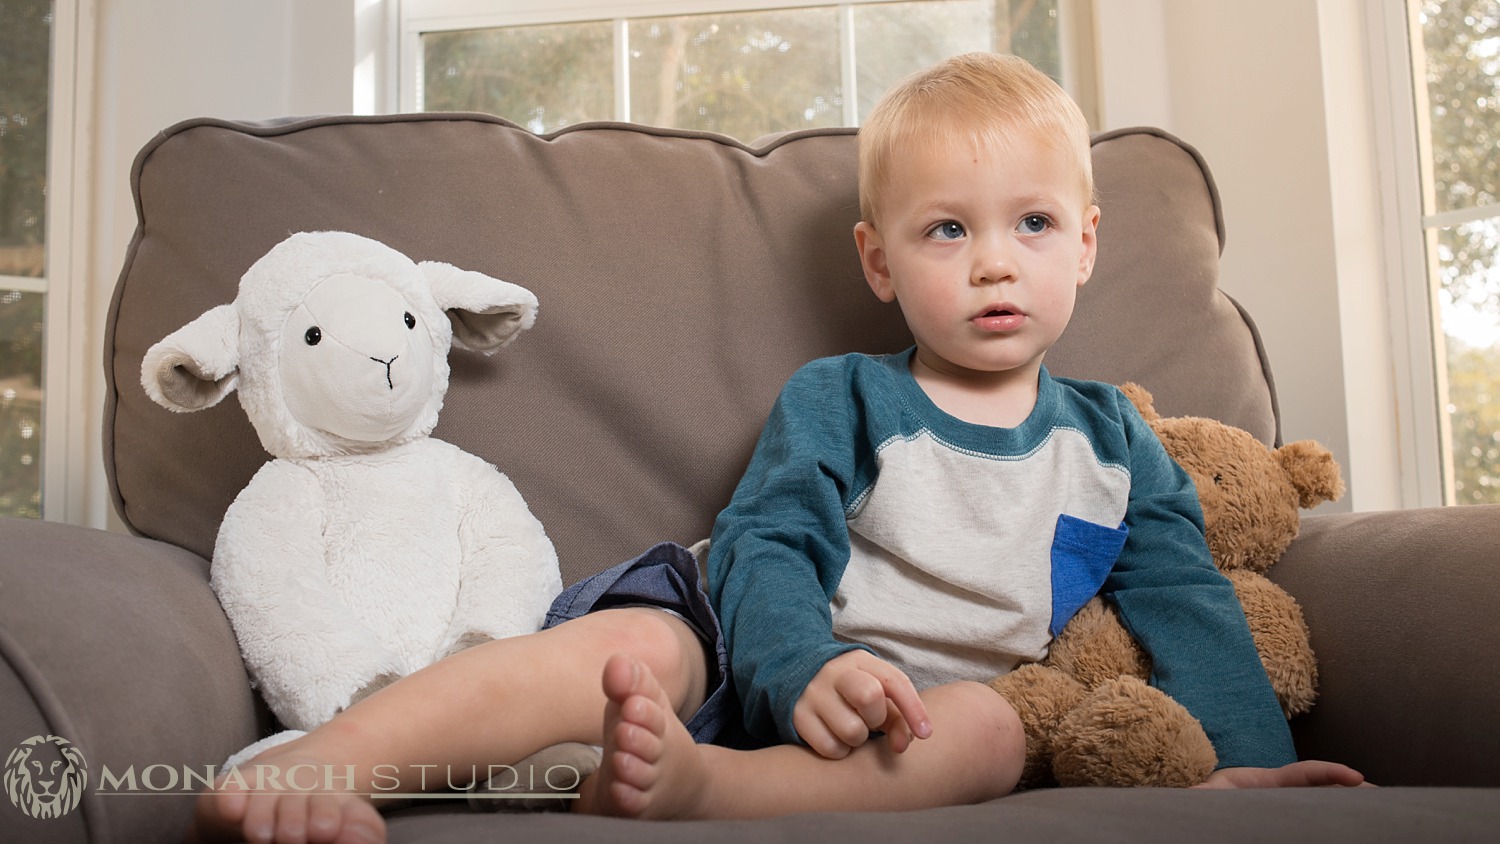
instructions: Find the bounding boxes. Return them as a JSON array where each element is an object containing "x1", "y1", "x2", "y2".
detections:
[{"x1": 858, "y1": 52, "x2": 1092, "y2": 226}]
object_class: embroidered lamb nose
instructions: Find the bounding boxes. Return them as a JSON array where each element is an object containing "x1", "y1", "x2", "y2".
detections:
[{"x1": 370, "y1": 355, "x2": 399, "y2": 389}]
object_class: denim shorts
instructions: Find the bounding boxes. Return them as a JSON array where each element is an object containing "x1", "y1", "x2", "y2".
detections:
[{"x1": 542, "y1": 541, "x2": 738, "y2": 745}]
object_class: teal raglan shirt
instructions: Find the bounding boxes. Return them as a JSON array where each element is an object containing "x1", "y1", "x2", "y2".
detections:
[{"x1": 705, "y1": 350, "x2": 1296, "y2": 770}]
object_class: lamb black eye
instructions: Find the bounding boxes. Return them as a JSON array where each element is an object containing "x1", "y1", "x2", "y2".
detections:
[
  {"x1": 404, "y1": 312, "x2": 416, "y2": 330},
  {"x1": 304, "y1": 327, "x2": 321, "y2": 346}
]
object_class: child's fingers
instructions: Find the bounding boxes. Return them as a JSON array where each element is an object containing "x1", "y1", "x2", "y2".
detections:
[
  {"x1": 869, "y1": 662, "x2": 931, "y2": 740},
  {"x1": 880, "y1": 699, "x2": 915, "y2": 753},
  {"x1": 833, "y1": 667, "x2": 892, "y2": 732},
  {"x1": 1193, "y1": 761, "x2": 1369, "y2": 790},
  {"x1": 1280, "y1": 760, "x2": 1367, "y2": 788},
  {"x1": 794, "y1": 709, "x2": 855, "y2": 759},
  {"x1": 793, "y1": 688, "x2": 864, "y2": 758}
]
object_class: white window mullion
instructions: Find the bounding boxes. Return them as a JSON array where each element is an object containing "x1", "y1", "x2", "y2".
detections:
[
  {"x1": 35, "y1": 0, "x2": 97, "y2": 526},
  {"x1": 1423, "y1": 204, "x2": 1500, "y2": 230},
  {"x1": 838, "y1": 5, "x2": 857, "y2": 126},
  {"x1": 0, "y1": 276, "x2": 48, "y2": 295},
  {"x1": 1366, "y1": 0, "x2": 1447, "y2": 508},
  {"x1": 615, "y1": 18, "x2": 631, "y2": 122}
]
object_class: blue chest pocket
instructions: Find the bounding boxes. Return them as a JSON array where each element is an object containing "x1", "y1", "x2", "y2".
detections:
[{"x1": 1049, "y1": 514, "x2": 1129, "y2": 637}]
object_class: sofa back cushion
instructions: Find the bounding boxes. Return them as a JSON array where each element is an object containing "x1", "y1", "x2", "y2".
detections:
[{"x1": 105, "y1": 116, "x2": 1276, "y2": 583}]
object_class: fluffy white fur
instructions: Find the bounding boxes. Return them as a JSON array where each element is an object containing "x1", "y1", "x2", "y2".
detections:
[{"x1": 142, "y1": 232, "x2": 561, "y2": 753}]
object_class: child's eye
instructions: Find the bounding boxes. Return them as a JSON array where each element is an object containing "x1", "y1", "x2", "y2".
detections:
[
  {"x1": 927, "y1": 221, "x2": 966, "y2": 241},
  {"x1": 1018, "y1": 214, "x2": 1052, "y2": 234}
]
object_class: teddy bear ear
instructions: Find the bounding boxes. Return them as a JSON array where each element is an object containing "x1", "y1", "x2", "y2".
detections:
[
  {"x1": 141, "y1": 304, "x2": 241, "y2": 412},
  {"x1": 1119, "y1": 382, "x2": 1160, "y2": 422},
  {"x1": 1275, "y1": 440, "x2": 1346, "y2": 509},
  {"x1": 419, "y1": 261, "x2": 538, "y2": 354}
]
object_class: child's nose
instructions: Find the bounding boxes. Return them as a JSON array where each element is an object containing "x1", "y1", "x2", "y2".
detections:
[{"x1": 971, "y1": 237, "x2": 1017, "y2": 285}]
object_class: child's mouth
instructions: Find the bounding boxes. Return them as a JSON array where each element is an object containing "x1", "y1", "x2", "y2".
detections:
[{"x1": 973, "y1": 305, "x2": 1026, "y2": 331}]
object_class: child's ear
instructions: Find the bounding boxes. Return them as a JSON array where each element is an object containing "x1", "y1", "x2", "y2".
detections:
[
  {"x1": 854, "y1": 221, "x2": 896, "y2": 303},
  {"x1": 1077, "y1": 205, "x2": 1101, "y2": 286}
]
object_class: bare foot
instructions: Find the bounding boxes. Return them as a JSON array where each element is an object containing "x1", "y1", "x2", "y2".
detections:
[
  {"x1": 188, "y1": 739, "x2": 385, "y2": 844},
  {"x1": 576, "y1": 654, "x2": 715, "y2": 819}
]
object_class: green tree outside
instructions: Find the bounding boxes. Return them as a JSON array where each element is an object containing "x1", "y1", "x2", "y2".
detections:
[{"x1": 0, "y1": 0, "x2": 50, "y2": 519}]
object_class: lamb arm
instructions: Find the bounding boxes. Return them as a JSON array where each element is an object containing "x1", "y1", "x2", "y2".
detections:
[
  {"x1": 439, "y1": 450, "x2": 563, "y2": 658},
  {"x1": 212, "y1": 459, "x2": 404, "y2": 731}
]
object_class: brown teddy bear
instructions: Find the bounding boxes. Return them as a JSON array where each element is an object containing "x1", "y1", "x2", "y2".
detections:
[{"x1": 989, "y1": 383, "x2": 1344, "y2": 788}]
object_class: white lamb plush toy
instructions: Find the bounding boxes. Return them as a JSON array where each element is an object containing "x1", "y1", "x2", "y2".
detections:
[{"x1": 142, "y1": 231, "x2": 563, "y2": 765}]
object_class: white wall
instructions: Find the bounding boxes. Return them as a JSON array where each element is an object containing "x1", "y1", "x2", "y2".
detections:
[
  {"x1": 1095, "y1": 0, "x2": 1407, "y2": 512},
  {"x1": 73, "y1": 0, "x2": 1410, "y2": 528},
  {"x1": 83, "y1": 0, "x2": 356, "y2": 529}
]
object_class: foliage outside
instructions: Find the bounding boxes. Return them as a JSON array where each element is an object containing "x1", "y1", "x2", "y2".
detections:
[
  {"x1": 423, "y1": 0, "x2": 1060, "y2": 141},
  {"x1": 0, "y1": 0, "x2": 49, "y2": 519}
]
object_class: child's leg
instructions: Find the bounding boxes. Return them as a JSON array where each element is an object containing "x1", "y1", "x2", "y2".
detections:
[
  {"x1": 579, "y1": 655, "x2": 1023, "y2": 819},
  {"x1": 191, "y1": 607, "x2": 708, "y2": 844}
]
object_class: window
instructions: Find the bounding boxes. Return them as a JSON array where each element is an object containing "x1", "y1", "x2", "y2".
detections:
[
  {"x1": 400, "y1": 1, "x2": 1091, "y2": 141},
  {"x1": 0, "y1": 0, "x2": 52, "y2": 519},
  {"x1": 1411, "y1": 0, "x2": 1500, "y2": 504}
]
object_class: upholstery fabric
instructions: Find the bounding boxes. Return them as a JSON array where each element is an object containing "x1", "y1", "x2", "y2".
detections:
[{"x1": 104, "y1": 116, "x2": 1275, "y2": 585}]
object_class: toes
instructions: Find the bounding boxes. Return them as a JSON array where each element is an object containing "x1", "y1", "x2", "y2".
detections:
[
  {"x1": 620, "y1": 692, "x2": 670, "y2": 742},
  {"x1": 191, "y1": 785, "x2": 250, "y2": 843},
  {"x1": 607, "y1": 779, "x2": 650, "y2": 816},
  {"x1": 334, "y1": 800, "x2": 385, "y2": 844},
  {"x1": 305, "y1": 795, "x2": 344, "y2": 843},
  {"x1": 601, "y1": 653, "x2": 640, "y2": 705},
  {"x1": 275, "y1": 794, "x2": 310, "y2": 844},
  {"x1": 611, "y1": 721, "x2": 666, "y2": 783},
  {"x1": 240, "y1": 792, "x2": 282, "y2": 844}
]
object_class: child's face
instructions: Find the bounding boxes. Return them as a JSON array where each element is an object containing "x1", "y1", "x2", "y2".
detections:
[{"x1": 854, "y1": 130, "x2": 1099, "y2": 386}]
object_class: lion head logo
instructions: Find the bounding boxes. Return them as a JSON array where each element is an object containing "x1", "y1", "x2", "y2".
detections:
[{"x1": 5, "y1": 735, "x2": 88, "y2": 819}]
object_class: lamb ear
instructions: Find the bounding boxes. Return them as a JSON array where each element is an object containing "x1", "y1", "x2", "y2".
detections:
[
  {"x1": 1120, "y1": 382, "x2": 1160, "y2": 422},
  {"x1": 141, "y1": 304, "x2": 241, "y2": 412},
  {"x1": 1276, "y1": 440, "x2": 1346, "y2": 509},
  {"x1": 420, "y1": 261, "x2": 538, "y2": 354}
]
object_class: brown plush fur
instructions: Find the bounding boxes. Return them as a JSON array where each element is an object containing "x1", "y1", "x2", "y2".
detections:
[
  {"x1": 1053, "y1": 677, "x2": 1218, "y2": 788},
  {"x1": 988, "y1": 383, "x2": 1343, "y2": 788}
]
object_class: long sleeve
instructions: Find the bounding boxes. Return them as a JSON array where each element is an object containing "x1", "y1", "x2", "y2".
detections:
[
  {"x1": 1103, "y1": 396, "x2": 1297, "y2": 769},
  {"x1": 706, "y1": 358, "x2": 879, "y2": 745}
]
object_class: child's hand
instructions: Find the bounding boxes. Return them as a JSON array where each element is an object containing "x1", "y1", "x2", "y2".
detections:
[
  {"x1": 792, "y1": 650, "x2": 933, "y2": 759},
  {"x1": 1191, "y1": 760, "x2": 1370, "y2": 789}
]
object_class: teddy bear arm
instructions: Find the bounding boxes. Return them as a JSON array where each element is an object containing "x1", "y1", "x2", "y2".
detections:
[
  {"x1": 1043, "y1": 596, "x2": 1151, "y2": 688},
  {"x1": 436, "y1": 457, "x2": 563, "y2": 660},
  {"x1": 1224, "y1": 570, "x2": 1318, "y2": 718},
  {"x1": 213, "y1": 463, "x2": 405, "y2": 730}
]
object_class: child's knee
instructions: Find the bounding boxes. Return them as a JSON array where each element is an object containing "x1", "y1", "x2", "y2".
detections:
[
  {"x1": 935, "y1": 682, "x2": 1025, "y2": 786},
  {"x1": 593, "y1": 609, "x2": 708, "y2": 711}
]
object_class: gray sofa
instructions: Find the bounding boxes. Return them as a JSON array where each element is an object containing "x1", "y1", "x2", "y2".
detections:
[{"x1": 2, "y1": 114, "x2": 1497, "y2": 843}]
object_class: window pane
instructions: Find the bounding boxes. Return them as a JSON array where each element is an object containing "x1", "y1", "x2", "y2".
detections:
[
  {"x1": 1435, "y1": 218, "x2": 1500, "y2": 504},
  {"x1": 0, "y1": 0, "x2": 51, "y2": 278},
  {"x1": 423, "y1": 22, "x2": 614, "y2": 133},
  {"x1": 1, "y1": 289, "x2": 43, "y2": 519},
  {"x1": 0, "y1": 0, "x2": 49, "y2": 520},
  {"x1": 853, "y1": 0, "x2": 1060, "y2": 124},
  {"x1": 628, "y1": 8, "x2": 841, "y2": 139},
  {"x1": 852, "y1": 1, "x2": 992, "y2": 123},
  {"x1": 416, "y1": 2, "x2": 1069, "y2": 142},
  {"x1": 1418, "y1": 0, "x2": 1500, "y2": 215}
]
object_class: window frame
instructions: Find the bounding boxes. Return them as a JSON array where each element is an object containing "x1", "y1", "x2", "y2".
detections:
[
  {"x1": 1365, "y1": 0, "x2": 1447, "y2": 507},
  {"x1": 1369, "y1": 0, "x2": 1499, "y2": 507},
  {"x1": 393, "y1": 0, "x2": 1097, "y2": 127}
]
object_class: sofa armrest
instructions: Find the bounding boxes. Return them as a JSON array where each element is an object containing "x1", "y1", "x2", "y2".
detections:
[
  {"x1": 1270, "y1": 505, "x2": 1500, "y2": 787},
  {"x1": 0, "y1": 518, "x2": 267, "y2": 843}
]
